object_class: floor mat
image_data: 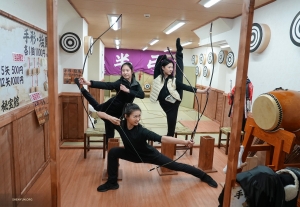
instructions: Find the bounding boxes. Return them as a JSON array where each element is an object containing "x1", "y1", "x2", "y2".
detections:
[{"x1": 179, "y1": 120, "x2": 220, "y2": 133}]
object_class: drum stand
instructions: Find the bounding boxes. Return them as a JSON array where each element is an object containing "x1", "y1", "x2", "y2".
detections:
[{"x1": 241, "y1": 115, "x2": 296, "y2": 171}]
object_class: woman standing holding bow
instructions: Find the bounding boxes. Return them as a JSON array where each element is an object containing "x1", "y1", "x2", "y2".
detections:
[
  {"x1": 150, "y1": 38, "x2": 210, "y2": 136},
  {"x1": 75, "y1": 62, "x2": 144, "y2": 145},
  {"x1": 96, "y1": 103, "x2": 218, "y2": 192}
]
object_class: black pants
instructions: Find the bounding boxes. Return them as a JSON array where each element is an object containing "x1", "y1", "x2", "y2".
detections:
[
  {"x1": 81, "y1": 89, "x2": 120, "y2": 142},
  {"x1": 176, "y1": 50, "x2": 184, "y2": 98},
  {"x1": 159, "y1": 101, "x2": 180, "y2": 136},
  {"x1": 107, "y1": 147, "x2": 206, "y2": 184}
]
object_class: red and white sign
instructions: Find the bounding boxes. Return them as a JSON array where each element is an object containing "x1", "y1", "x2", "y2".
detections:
[
  {"x1": 12, "y1": 53, "x2": 24, "y2": 62},
  {"x1": 29, "y1": 92, "x2": 42, "y2": 102}
]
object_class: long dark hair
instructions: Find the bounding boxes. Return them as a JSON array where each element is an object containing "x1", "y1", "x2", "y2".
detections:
[
  {"x1": 121, "y1": 62, "x2": 135, "y2": 78},
  {"x1": 124, "y1": 103, "x2": 141, "y2": 117},
  {"x1": 160, "y1": 58, "x2": 174, "y2": 82}
]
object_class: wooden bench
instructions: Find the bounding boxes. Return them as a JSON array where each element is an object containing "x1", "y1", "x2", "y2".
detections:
[{"x1": 174, "y1": 127, "x2": 194, "y2": 155}]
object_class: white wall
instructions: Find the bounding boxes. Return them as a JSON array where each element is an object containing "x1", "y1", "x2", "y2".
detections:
[
  {"x1": 0, "y1": 0, "x2": 46, "y2": 31},
  {"x1": 88, "y1": 39, "x2": 105, "y2": 81},
  {"x1": 190, "y1": 0, "x2": 300, "y2": 102},
  {"x1": 1, "y1": 0, "x2": 89, "y2": 93}
]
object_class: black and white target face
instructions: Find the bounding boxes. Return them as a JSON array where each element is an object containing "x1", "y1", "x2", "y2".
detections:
[
  {"x1": 218, "y1": 50, "x2": 225, "y2": 64},
  {"x1": 145, "y1": 83, "x2": 151, "y2": 90},
  {"x1": 250, "y1": 23, "x2": 263, "y2": 53},
  {"x1": 226, "y1": 52, "x2": 235, "y2": 68},
  {"x1": 195, "y1": 66, "x2": 199, "y2": 76},
  {"x1": 60, "y1": 32, "x2": 81, "y2": 53},
  {"x1": 207, "y1": 52, "x2": 213, "y2": 64},
  {"x1": 199, "y1": 54, "x2": 205, "y2": 65},
  {"x1": 203, "y1": 66, "x2": 208, "y2": 77},
  {"x1": 191, "y1": 55, "x2": 198, "y2": 65},
  {"x1": 290, "y1": 11, "x2": 300, "y2": 47}
]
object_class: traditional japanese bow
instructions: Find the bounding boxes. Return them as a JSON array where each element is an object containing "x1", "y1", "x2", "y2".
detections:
[
  {"x1": 149, "y1": 23, "x2": 216, "y2": 171},
  {"x1": 80, "y1": 14, "x2": 123, "y2": 129}
]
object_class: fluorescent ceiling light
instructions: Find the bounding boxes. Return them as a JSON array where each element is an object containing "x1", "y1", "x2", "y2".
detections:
[
  {"x1": 163, "y1": 20, "x2": 186, "y2": 35},
  {"x1": 107, "y1": 14, "x2": 122, "y2": 31},
  {"x1": 181, "y1": 41, "x2": 192, "y2": 46},
  {"x1": 116, "y1": 45, "x2": 120, "y2": 49},
  {"x1": 164, "y1": 48, "x2": 172, "y2": 52},
  {"x1": 220, "y1": 44, "x2": 230, "y2": 48},
  {"x1": 199, "y1": 0, "x2": 221, "y2": 8},
  {"x1": 149, "y1": 38, "x2": 159, "y2": 46},
  {"x1": 142, "y1": 47, "x2": 148, "y2": 51},
  {"x1": 115, "y1": 39, "x2": 120, "y2": 45}
]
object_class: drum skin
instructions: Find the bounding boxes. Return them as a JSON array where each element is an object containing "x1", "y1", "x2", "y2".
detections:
[{"x1": 252, "y1": 90, "x2": 300, "y2": 132}]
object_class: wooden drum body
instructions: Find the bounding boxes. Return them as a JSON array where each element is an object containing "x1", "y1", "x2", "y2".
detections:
[{"x1": 252, "y1": 90, "x2": 300, "y2": 132}]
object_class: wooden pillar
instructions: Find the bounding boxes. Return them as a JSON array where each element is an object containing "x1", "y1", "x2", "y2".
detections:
[
  {"x1": 157, "y1": 143, "x2": 178, "y2": 175},
  {"x1": 197, "y1": 136, "x2": 217, "y2": 173},
  {"x1": 223, "y1": 0, "x2": 255, "y2": 206},
  {"x1": 47, "y1": 0, "x2": 61, "y2": 206}
]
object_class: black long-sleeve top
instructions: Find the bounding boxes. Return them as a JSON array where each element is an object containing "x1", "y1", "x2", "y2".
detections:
[
  {"x1": 115, "y1": 121, "x2": 162, "y2": 159},
  {"x1": 90, "y1": 76, "x2": 144, "y2": 115}
]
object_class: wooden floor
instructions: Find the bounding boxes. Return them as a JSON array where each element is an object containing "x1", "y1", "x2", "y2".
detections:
[{"x1": 23, "y1": 147, "x2": 228, "y2": 207}]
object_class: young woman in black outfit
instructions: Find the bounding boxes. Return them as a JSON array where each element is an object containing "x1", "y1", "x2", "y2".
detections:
[
  {"x1": 96, "y1": 103, "x2": 218, "y2": 192},
  {"x1": 150, "y1": 38, "x2": 210, "y2": 136},
  {"x1": 75, "y1": 62, "x2": 144, "y2": 144}
]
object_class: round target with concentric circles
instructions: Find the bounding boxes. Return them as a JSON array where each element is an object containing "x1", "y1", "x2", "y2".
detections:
[
  {"x1": 199, "y1": 53, "x2": 206, "y2": 65},
  {"x1": 218, "y1": 50, "x2": 226, "y2": 64},
  {"x1": 226, "y1": 52, "x2": 235, "y2": 68},
  {"x1": 144, "y1": 83, "x2": 151, "y2": 90},
  {"x1": 60, "y1": 32, "x2": 81, "y2": 53},
  {"x1": 195, "y1": 66, "x2": 199, "y2": 76},
  {"x1": 207, "y1": 52, "x2": 215, "y2": 64},
  {"x1": 250, "y1": 23, "x2": 263, "y2": 53},
  {"x1": 203, "y1": 66, "x2": 209, "y2": 77},
  {"x1": 191, "y1": 55, "x2": 198, "y2": 65},
  {"x1": 290, "y1": 11, "x2": 300, "y2": 47}
]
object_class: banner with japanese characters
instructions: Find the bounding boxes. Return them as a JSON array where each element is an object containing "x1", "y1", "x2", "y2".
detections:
[
  {"x1": 104, "y1": 48, "x2": 174, "y2": 75},
  {"x1": 0, "y1": 14, "x2": 48, "y2": 116}
]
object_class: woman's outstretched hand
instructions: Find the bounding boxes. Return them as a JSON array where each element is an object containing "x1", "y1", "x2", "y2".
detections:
[
  {"x1": 197, "y1": 86, "x2": 211, "y2": 94},
  {"x1": 120, "y1": 84, "x2": 129, "y2": 93},
  {"x1": 108, "y1": 116, "x2": 121, "y2": 125},
  {"x1": 79, "y1": 77, "x2": 91, "y2": 86},
  {"x1": 185, "y1": 140, "x2": 195, "y2": 148}
]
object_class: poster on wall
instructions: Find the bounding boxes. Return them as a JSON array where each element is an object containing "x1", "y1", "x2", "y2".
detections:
[
  {"x1": 0, "y1": 14, "x2": 48, "y2": 116},
  {"x1": 63, "y1": 68, "x2": 82, "y2": 84},
  {"x1": 105, "y1": 48, "x2": 174, "y2": 75}
]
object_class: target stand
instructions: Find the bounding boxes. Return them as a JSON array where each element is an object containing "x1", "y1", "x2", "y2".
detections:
[{"x1": 241, "y1": 115, "x2": 297, "y2": 171}]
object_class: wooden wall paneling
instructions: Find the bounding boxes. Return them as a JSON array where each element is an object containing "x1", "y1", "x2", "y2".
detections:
[
  {"x1": 221, "y1": 93, "x2": 232, "y2": 127},
  {"x1": 200, "y1": 93, "x2": 207, "y2": 116},
  {"x1": 17, "y1": 112, "x2": 46, "y2": 196},
  {"x1": 193, "y1": 92, "x2": 202, "y2": 112},
  {"x1": 0, "y1": 124, "x2": 15, "y2": 207},
  {"x1": 206, "y1": 89, "x2": 218, "y2": 120},
  {"x1": 215, "y1": 91, "x2": 225, "y2": 123},
  {"x1": 61, "y1": 93, "x2": 86, "y2": 141},
  {"x1": 12, "y1": 117, "x2": 21, "y2": 200}
]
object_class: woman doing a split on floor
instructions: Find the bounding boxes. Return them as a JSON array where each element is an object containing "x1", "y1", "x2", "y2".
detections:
[
  {"x1": 75, "y1": 62, "x2": 144, "y2": 145},
  {"x1": 96, "y1": 103, "x2": 218, "y2": 192},
  {"x1": 150, "y1": 38, "x2": 210, "y2": 136}
]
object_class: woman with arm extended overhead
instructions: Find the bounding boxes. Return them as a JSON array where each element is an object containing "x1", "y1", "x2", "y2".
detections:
[{"x1": 150, "y1": 38, "x2": 210, "y2": 136}]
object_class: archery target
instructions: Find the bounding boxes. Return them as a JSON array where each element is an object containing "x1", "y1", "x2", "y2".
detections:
[
  {"x1": 207, "y1": 52, "x2": 216, "y2": 64},
  {"x1": 60, "y1": 32, "x2": 81, "y2": 53},
  {"x1": 195, "y1": 66, "x2": 201, "y2": 76},
  {"x1": 191, "y1": 55, "x2": 198, "y2": 65},
  {"x1": 199, "y1": 53, "x2": 206, "y2": 65},
  {"x1": 203, "y1": 66, "x2": 210, "y2": 78},
  {"x1": 218, "y1": 50, "x2": 228, "y2": 64},
  {"x1": 290, "y1": 11, "x2": 300, "y2": 47},
  {"x1": 226, "y1": 52, "x2": 237, "y2": 68},
  {"x1": 250, "y1": 23, "x2": 271, "y2": 53},
  {"x1": 144, "y1": 83, "x2": 151, "y2": 91}
]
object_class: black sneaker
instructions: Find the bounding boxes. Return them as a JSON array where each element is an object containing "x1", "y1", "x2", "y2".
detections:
[
  {"x1": 97, "y1": 182, "x2": 119, "y2": 192},
  {"x1": 74, "y1": 78, "x2": 83, "y2": 90},
  {"x1": 201, "y1": 174, "x2": 218, "y2": 188},
  {"x1": 176, "y1": 38, "x2": 183, "y2": 52}
]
